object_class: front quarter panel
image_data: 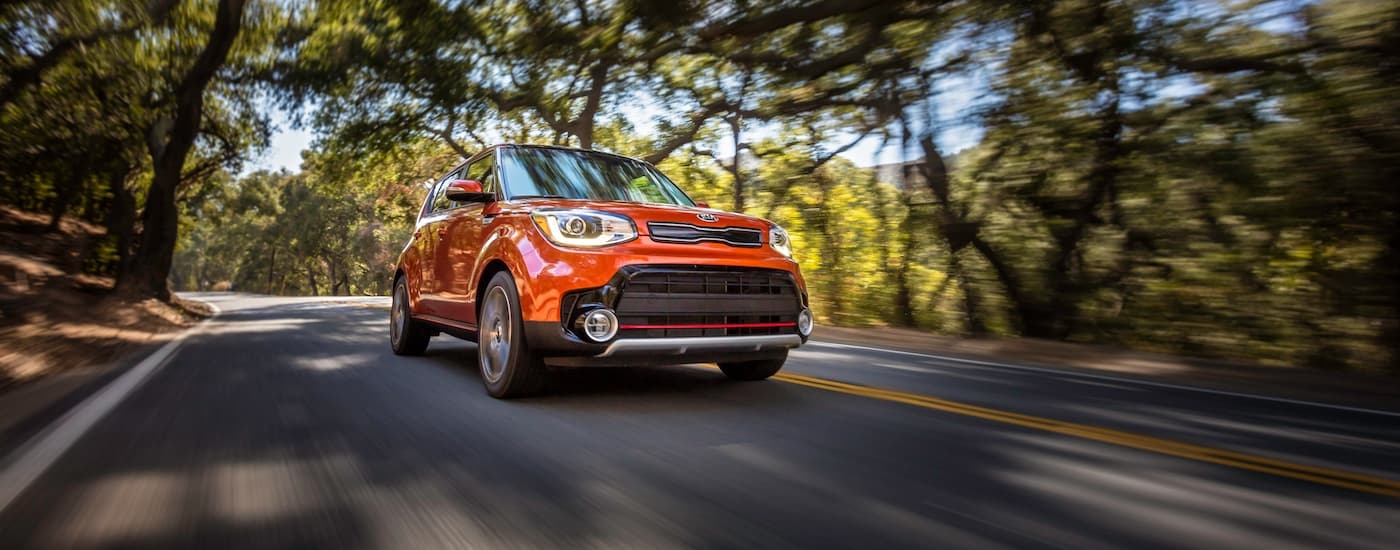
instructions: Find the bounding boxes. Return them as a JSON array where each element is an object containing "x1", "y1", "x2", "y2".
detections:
[
  {"x1": 396, "y1": 235, "x2": 425, "y2": 309},
  {"x1": 471, "y1": 213, "x2": 549, "y2": 322}
]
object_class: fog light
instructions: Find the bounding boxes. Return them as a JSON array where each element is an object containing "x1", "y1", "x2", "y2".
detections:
[
  {"x1": 582, "y1": 309, "x2": 618, "y2": 342},
  {"x1": 797, "y1": 308, "x2": 814, "y2": 336}
]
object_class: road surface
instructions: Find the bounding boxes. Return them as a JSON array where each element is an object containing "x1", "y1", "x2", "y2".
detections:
[{"x1": 1, "y1": 293, "x2": 1397, "y2": 549}]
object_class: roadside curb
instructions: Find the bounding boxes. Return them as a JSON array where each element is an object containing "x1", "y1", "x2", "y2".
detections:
[{"x1": 0, "y1": 298, "x2": 221, "y2": 515}]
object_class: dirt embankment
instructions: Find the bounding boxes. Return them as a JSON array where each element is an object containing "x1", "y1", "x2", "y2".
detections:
[{"x1": 0, "y1": 206, "x2": 207, "y2": 390}]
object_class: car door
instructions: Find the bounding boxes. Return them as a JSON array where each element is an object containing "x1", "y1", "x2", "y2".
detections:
[
  {"x1": 417, "y1": 170, "x2": 461, "y2": 317},
  {"x1": 437, "y1": 152, "x2": 499, "y2": 326}
]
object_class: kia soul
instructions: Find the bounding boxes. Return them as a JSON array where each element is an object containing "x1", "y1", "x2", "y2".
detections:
[{"x1": 391, "y1": 144, "x2": 813, "y2": 397}]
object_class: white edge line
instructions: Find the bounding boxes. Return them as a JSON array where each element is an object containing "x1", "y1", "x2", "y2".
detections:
[
  {"x1": 0, "y1": 299, "x2": 221, "y2": 514},
  {"x1": 806, "y1": 340, "x2": 1400, "y2": 418}
]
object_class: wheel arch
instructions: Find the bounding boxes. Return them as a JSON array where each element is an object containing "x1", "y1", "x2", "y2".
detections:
[
  {"x1": 392, "y1": 266, "x2": 422, "y2": 310},
  {"x1": 476, "y1": 259, "x2": 512, "y2": 315},
  {"x1": 472, "y1": 225, "x2": 543, "y2": 320}
]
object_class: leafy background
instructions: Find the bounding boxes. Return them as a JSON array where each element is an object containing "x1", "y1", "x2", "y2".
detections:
[{"x1": 2, "y1": 0, "x2": 1396, "y2": 372}]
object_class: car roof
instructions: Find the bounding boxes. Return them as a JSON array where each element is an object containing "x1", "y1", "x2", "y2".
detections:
[{"x1": 461, "y1": 144, "x2": 648, "y2": 167}]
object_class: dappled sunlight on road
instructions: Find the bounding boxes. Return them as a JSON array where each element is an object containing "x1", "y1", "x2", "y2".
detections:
[
  {"x1": 35, "y1": 471, "x2": 185, "y2": 548},
  {"x1": 290, "y1": 352, "x2": 380, "y2": 372},
  {"x1": 4, "y1": 295, "x2": 1399, "y2": 549},
  {"x1": 201, "y1": 317, "x2": 318, "y2": 336},
  {"x1": 992, "y1": 432, "x2": 1398, "y2": 549}
]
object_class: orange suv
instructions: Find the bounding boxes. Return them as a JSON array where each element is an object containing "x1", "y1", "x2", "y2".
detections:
[{"x1": 391, "y1": 145, "x2": 813, "y2": 397}]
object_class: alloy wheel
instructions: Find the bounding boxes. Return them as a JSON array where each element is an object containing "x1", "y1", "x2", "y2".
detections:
[
  {"x1": 479, "y1": 285, "x2": 511, "y2": 383},
  {"x1": 391, "y1": 284, "x2": 406, "y2": 346}
]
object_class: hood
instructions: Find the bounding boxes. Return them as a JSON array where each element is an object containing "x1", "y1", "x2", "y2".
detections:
[{"x1": 508, "y1": 199, "x2": 773, "y2": 234}]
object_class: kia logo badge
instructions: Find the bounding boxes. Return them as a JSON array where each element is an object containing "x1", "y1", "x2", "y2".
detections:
[{"x1": 697, "y1": 212, "x2": 718, "y2": 222}]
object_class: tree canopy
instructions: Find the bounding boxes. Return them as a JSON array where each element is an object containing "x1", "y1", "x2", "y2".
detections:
[{"x1": 3, "y1": 0, "x2": 1397, "y2": 373}]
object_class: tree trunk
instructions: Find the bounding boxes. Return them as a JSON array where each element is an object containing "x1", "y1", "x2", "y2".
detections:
[
  {"x1": 888, "y1": 193, "x2": 916, "y2": 327},
  {"x1": 574, "y1": 58, "x2": 612, "y2": 150},
  {"x1": 822, "y1": 226, "x2": 844, "y2": 319},
  {"x1": 893, "y1": 259, "x2": 916, "y2": 327},
  {"x1": 308, "y1": 267, "x2": 319, "y2": 296},
  {"x1": 727, "y1": 116, "x2": 745, "y2": 212},
  {"x1": 47, "y1": 169, "x2": 86, "y2": 231},
  {"x1": 948, "y1": 252, "x2": 985, "y2": 336},
  {"x1": 909, "y1": 132, "x2": 1007, "y2": 335},
  {"x1": 1385, "y1": 225, "x2": 1400, "y2": 375},
  {"x1": 119, "y1": 0, "x2": 246, "y2": 300},
  {"x1": 970, "y1": 235, "x2": 1036, "y2": 335},
  {"x1": 104, "y1": 169, "x2": 136, "y2": 284},
  {"x1": 266, "y1": 247, "x2": 277, "y2": 294},
  {"x1": 1032, "y1": 90, "x2": 1123, "y2": 339}
]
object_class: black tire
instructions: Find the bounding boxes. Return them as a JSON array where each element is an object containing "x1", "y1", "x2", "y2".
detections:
[
  {"x1": 477, "y1": 271, "x2": 547, "y2": 398},
  {"x1": 718, "y1": 351, "x2": 787, "y2": 381},
  {"x1": 390, "y1": 277, "x2": 431, "y2": 356}
]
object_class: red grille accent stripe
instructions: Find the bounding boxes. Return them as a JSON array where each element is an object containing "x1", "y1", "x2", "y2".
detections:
[{"x1": 619, "y1": 322, "x2": 796, "y2": 330}]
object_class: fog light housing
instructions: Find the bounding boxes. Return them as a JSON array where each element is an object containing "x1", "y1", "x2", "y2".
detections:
[
  {"x1": 797, "y1": 308, "x2": 814, "y2": 336},
  {"x1": 581, "y1": 309, "x2": 619, "y2": 342}
]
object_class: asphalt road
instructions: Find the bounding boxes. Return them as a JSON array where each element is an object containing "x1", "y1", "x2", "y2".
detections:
[{"x1": 1, "y1": 293, "x2": 1397, "y2": 549}]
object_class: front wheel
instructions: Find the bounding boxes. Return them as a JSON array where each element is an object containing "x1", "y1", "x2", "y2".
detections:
[
  {"x1": 718, "y1": 351, "x2": 787, "y2": 381},
  {"x1": 390, "y1": 278, "x2": 431, "y2": 356},
  {"x1": 477, "y1": 271, "x2": 547, "y2": 398}
]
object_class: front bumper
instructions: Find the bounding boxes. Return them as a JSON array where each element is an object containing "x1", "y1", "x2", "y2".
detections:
[
  {"x1": 524, "y1": 321, "x2": 800, "y2": 366},
  {"x1": 524, "y1": 264, "x2": 808, "y2": 366},
  {"x1": 597, "y1": 334, "x2": 802, "y2": 358}
]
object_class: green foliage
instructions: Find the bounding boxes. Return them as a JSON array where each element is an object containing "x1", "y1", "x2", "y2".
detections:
[
  {"x1": 172, "y1": 138, "x2": 457, "y2": 295},
  {"x1": 1, "y1": 0, "x2": 279, "y2": 290},
  {"x1": 4, "y1": 0, "x2": 1398, "y2": 371}
]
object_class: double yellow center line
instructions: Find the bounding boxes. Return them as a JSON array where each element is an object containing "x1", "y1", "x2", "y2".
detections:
[
  {"x1": 351, "y1": 299, "x2": 1398, "y2": 497},
  {"x1": 770, "y1": 371, "x2": 1400, "y2": 498}
]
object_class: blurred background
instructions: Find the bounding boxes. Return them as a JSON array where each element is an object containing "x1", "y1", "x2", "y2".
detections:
[{"x1": 2, "y1": 0, "x2": 1397, "y2": 377}]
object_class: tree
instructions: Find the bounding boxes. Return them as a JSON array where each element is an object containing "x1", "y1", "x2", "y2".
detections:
[
  {"x1": 121, "y1": 0, "x2": 250, "y2": 299},
  {"x1": 6, "y1": 0, "x2": 1398, "y2": 372}
]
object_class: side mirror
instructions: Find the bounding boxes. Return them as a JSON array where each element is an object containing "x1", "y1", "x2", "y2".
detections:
[{"x1": 445, "y1": 179, "x2": 495, "y2": 203}]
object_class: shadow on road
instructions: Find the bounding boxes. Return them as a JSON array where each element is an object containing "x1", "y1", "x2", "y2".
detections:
[
  {"x1": 421, "y1": 342, "x2": 806, "y2": 409},
  {"x1": 3, "y1": 297, "x2": 1397, "y2": 549}
]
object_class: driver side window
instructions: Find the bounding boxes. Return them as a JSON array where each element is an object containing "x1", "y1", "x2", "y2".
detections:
[
  {"x1": 430, "y1": 169, "x2": 463, "y2": 213},
  {"x1": 465, "y1": 152, "x2": 497, "y2": 198}
]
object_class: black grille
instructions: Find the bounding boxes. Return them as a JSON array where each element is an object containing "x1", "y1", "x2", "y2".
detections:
[
  {"x1": 614, "y1": 267, "x2": 800, "y2": 338},
  {"x1": 647, "y1": 222, "x2": 763, "y2": 248}
]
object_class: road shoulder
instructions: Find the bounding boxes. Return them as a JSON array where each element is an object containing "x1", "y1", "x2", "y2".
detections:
[{"x1": 0, "y1": 297, "x2": 215, "y2": 470}]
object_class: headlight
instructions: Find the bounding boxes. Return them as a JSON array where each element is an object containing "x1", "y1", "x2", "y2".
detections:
[
  {"x1": 769, "y1": 225, "x2": 792, "y2": 257},
  {"x1": 531, "y1": 209, "x2": 637, "y2": 248}
]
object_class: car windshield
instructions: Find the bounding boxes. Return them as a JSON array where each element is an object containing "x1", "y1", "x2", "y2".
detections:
[{"x1": 499, "y1": 147, "x2": 695, "y2": 206}]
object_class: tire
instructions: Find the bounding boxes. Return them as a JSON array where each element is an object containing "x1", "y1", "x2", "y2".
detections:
[
  {"x1": 390, "y1": 277, "x2": 431, "y2": 356},
  {"x1": 477, "y1": 271, "x2": 547, "y2": 398},
  {"x1": 718, "y1": 351, "x2": 787, "y2": 381}
]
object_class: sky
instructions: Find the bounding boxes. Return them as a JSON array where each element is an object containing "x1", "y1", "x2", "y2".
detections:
[{"x1": 244, "y1": 107, "x2": 314, "y2": 174}]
